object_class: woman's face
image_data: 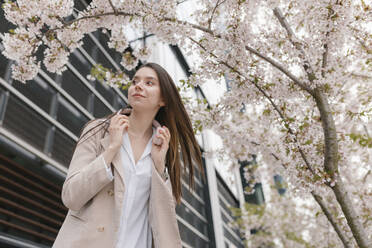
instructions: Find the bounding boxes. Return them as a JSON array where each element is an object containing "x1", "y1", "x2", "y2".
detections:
[{"x1": 128, "y1": 67, "x2": 165, "y2": 111}]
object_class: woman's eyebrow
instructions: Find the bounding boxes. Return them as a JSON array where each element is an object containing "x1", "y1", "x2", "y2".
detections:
[{"x1": 133, "y1": 76, "x2": 158, "y2": 81}]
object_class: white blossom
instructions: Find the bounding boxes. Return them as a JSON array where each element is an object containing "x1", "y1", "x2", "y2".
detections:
[{"x1": 2, "y1": 0, "x2": 371, "y2": 245}]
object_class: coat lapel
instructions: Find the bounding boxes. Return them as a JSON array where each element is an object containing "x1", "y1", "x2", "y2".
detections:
[{"x1": 100, "y1": 133, "x2": 125, "y2": 186}]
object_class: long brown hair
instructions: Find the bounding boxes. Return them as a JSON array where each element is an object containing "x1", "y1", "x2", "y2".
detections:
[{"x1": 71, "y1": 62, "x2": 204, "y2": 204}]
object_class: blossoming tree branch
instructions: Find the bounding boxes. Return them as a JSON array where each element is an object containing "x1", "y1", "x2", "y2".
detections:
[{"x1": 2, "y1": 0, "x2": 371, "y2": 247}]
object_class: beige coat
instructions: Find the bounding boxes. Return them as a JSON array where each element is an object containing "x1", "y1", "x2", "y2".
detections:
[{"x1": 53, "y1": 120, "x2": 182, "y2": 248}]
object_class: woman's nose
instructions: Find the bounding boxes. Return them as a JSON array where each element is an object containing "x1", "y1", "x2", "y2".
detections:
[{"x1": 134, "y1": 82, "x2": 143, "y2": 90}]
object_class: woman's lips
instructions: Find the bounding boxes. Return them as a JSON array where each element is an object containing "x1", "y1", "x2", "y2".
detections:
[{"x1": 133, "y1": 94, "x2": 144, "y2": 97}]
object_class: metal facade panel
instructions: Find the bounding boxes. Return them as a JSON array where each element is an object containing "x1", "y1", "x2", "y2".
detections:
[{"x1": 3, "y1": 95, "x2": 49, "y2": 152}]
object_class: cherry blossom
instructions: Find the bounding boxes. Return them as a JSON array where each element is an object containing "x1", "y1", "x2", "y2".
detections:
[{"x1": 2, "y1": 0, "x2": 371, "y2": 247}]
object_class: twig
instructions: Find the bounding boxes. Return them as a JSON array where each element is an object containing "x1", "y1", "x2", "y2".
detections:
[
  {"x1": 208, "y1": 0, "x2": 227, "y2": 30},
  {"x1": 363, "y1": 125, "x2": 370, "y2": 138},
  {"x1": 174, "y1": 16, "x2": 313, "y2": 95},
  {"x1": 164, "y1": 17, "x2": 215, "y2": 35},
  {"x1": 273, "y1": 8, "x2": 316, "y2": 85},
  {"x1": 351, "y1": 73, "x2": 372, "y2": 80},
  {"x1": 64, "y1": 11, "x2": 138, "y2": 27},
  {"x1": 362, "y1": 170, "x2": 371, "y2": 183},
  {"x1": 188, "y1": 36, "x2": 317, "y2": 176},
  {"x1": 108, "y1": 0, "x2": 118, "y2": 15},
  {"x1": 60, "y1": 10, "x2": 313, "y2": 98},
  {"x1": 176, "y1": 0, "x2": 189, "y2": 5},
  {"x1": 244, "y1": 45, "x2": 313, "y2": 94}
]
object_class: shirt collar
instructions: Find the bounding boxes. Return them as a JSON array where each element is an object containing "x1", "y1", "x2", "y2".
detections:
[{"x1": 122, "y1": 126, "x2": 156, "y2": 165}]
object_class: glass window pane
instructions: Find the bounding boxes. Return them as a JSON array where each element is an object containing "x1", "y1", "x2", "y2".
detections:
[
  {"x1": 82, "y1": 34, "x2": 112, "y2": 69},
  {"x1": 70, "y1": 50, "x2": 92, "y2": 84},
  {"x1": 12, "y1": 75, "x2": 55, "y2": 114},
  {"x1": 181, "y1": 183, "x2": 206, "y2": 217},
  {"x1": 96, "y1": 32, "x2": 122, "y2": 65},
  {"x1": 115, "y1": 96, "x2": 128, "y2": 109},
  {"x1": 93, "y1": 96, "x2": 110, "y2": 118},
  {"x1": 182, "y1": 168, "x2": 206, "y2": 200},
  {"x1": 56, "y1": 96, "x2": 89, "y2": 136},
  {"x1": 178, "y1": 221, "x2": 211, "y2": 248},
  {"x1": 51, "y1": 129, "x2": 76, "y2": 167},
  {"x1": 60, "y1": 69, "x2": 90, "y2": 109},
  {"x1": 0, "y1": 11, "x2": 15, "y2": 34},
  {"x1": 3, "y1": 95, "x2": 50, "y2": 151},
  {"x1": 0, "y1": 47, "x2": 11, "y2": 80},
  {"x1": 75, "y1": 0, "x2": 87, "y2": 11},
  {"x1": 217, "y1": 177, "x2": 239, "y2": 207},
  {"x1": 95, "y1": 81, "x2": 115, "y2": 106},
  {"x1": 176, "y1": 203, "x2": 209, "y2": 236}
]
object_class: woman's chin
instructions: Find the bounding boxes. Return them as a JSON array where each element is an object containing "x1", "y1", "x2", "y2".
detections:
[{"x1": 129, "y1": 104, "x2": 153, "y2": 112}]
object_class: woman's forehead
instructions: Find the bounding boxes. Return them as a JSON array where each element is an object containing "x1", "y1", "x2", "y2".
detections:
[{"x1": 134, "y1": 67, "x2": 158, "y2": 81}]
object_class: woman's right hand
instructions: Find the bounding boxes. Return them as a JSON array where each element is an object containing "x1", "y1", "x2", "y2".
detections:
[{"x1": 108, "y1": 110, "x2": 130, "y2": 149}]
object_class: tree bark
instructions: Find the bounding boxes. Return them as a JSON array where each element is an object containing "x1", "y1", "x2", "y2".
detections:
[
  {"x1": 313, "y1": 88, "x2": 372, "y2": 248},
  {"x1": 331, "y1": 176, "x2": 372, "y2": 248},
  {"x1": 312, "y1": 192, "x2": 353, "y2": 248}
]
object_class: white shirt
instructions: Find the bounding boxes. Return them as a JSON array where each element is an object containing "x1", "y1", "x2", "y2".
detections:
[{"x1": 102, "y1": 126, "x2": 157, "y2": 248}]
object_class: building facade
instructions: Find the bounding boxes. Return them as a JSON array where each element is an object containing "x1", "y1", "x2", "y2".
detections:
[{"x1": 0, "y1": 1, "x2": 245, "y2": 247}]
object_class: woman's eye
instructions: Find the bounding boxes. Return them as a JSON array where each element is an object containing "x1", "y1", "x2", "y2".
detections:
[{"x1": 130, "y1": 80, "x2": 154, "y2": 86}]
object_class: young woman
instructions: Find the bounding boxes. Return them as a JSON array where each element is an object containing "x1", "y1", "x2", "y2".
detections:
[{"x1": 52, "y1": 63, "x2": 203, "y2": 248}]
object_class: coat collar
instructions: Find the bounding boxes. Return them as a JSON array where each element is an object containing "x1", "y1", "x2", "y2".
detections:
[{"x1": 100, "y1": 124, "x2": 157, "y2": 183}]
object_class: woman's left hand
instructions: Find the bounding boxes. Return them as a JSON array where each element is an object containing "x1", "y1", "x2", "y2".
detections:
[{"x1": 151, "y1": 126, "x2": 171, "y2": 173}]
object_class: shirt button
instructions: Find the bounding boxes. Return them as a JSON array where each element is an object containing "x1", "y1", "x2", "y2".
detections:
[
  {"x1": 107, "y1": 189, "x2": 114, "y2": 196},
  {"x1": 97, "y1": 226, "x2": 105, "y2": 232}
]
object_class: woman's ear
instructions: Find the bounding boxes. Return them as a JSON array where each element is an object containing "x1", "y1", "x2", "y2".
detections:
[{"x1": 159, "y1": 99, "x2": 165, "y2": 107}]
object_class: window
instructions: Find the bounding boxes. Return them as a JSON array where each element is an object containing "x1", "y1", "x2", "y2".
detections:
[
  {"x1": 51, "y1": 129, "x2": 76, "y2": 167},
  {"x1": 60, "y1": 69, "x2": 90, "y2": 109},
  {"x1": 115, "y1": 96, "x2": 128, "y2": 109},
  {"x1": 95, "y1": 81, "x2": 115, "y2": 106},
  {"x1": 12, "y1": 76, "x2": 55, "y2": 114},
  {"x1": 56, "y1": 96, "x2": 89, "y2": 136},
  {"x1": 82, "y1": 35, "x2": 112, "y2": 69},
  {"x1": 178, "y1": 220, "x2": 211, "y2": 248},
  {"x1": 93, "y1": 96, "x2": 111, "y2": 118},
  {"x1": 3, "y1": 95, "x2": 50, "y2": 152},
  {"x1": 176, "y1": 203, "x2": 209, "y2": 236},
  {"x1": 0, "y1": 48, "x2": 11, "y2": 80},
  {"x1": 0, "y1": 85, "x2": 6, "y2": 123},
  {"x1": 70, "y1": 50, "x2": 93, "y2": 85}
]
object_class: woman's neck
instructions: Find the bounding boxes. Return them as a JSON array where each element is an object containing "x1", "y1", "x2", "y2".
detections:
[{"x1": 127, "y1": 108, "x2": 156, "y2": 139}]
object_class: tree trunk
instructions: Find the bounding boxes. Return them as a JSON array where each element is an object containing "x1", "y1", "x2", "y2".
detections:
[
  {"x1": 312, "y1": 192, "x2": 353, "y2": 248},
  {"x1": 331, "y1": 176, "x2": 372, "y2": 248},
  {"x1": 313, "y1": 88, "x2": 372, "y2": 248}
]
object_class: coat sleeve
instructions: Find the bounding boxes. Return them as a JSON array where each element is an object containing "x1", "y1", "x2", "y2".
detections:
[{"x1": 61, "y1": 120, "x2": 113, "y2": 211}]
